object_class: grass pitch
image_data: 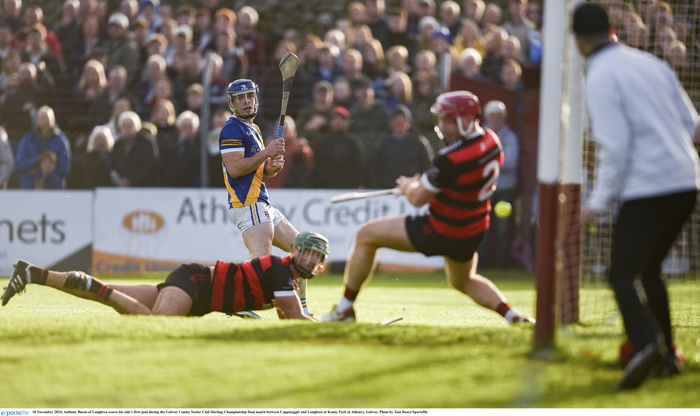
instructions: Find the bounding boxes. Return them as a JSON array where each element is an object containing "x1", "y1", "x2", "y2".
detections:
[{"x1": 0, "y1": 270, "x2": 698, "y2": 408}]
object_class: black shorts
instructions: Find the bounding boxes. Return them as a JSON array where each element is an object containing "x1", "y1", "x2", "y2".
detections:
[
  {"x1": 405, "y1": 215, "x2": 484, "y2": 262},
  {"x1": 157, "y1": 263, "x2": 213, "y2": 317}
]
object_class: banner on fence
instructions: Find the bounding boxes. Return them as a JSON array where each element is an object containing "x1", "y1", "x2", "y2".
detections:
[
  {"x1": 0, "y1": 191, "x2": 93, "y2": 276},
  {"x1": 93, "y1": 188, "x2": 443, "y2": 274},
  {"x1": 0, "y1": 189, "x2": 443, "y2": 276}
]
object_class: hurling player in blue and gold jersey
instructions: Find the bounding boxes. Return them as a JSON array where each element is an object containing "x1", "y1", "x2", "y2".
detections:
[{"x1": 219, "y1": 79, "x2": 313, "y2": 315}]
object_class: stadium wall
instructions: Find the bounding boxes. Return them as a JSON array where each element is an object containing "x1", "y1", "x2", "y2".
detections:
[{"x1": 0, "y1": 188, "x2": 443, "y2": 277}]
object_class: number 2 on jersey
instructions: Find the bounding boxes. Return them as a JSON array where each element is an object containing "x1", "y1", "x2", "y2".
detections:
[{"x1": 478, "y1": 160, "x2": 500, "y2": 202}]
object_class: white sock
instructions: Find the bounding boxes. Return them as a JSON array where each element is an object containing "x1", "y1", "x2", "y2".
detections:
[
  {"x1": 84, "y1": 276, "x2": 93, "y2": 291},
  {"x1": 504, "y1": 309, "x2": 519, "y2": 323},
  {"x1": 336, "y1": 297, "x2": 354, "y2": 313},
  {"x1": 300, "y1": 297, "x2": 309, "y2": 315}
]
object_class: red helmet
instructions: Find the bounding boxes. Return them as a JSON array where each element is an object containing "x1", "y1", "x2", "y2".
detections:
[
  {"x1": 431, "y1": 90, "x2": 480, "y2": 120},
  {"x1": 430, "y1": 91, "x2": 481, "y2": 137}
]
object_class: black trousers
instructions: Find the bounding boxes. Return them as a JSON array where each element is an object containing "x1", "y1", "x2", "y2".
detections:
[{"x1": 609, "y1": 190, "x2": 697, "y2": 353}]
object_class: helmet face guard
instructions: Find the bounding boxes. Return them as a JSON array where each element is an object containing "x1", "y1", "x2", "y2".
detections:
[
  {"x1": 291, "y1": 232, "x2": 330, "y2": 279},
  {"x1": 430, "y1": 90, "x2": 480, "y2": 139},
  {"x1": 227, "y1": 79, "x2": 259, "y2": 120}
]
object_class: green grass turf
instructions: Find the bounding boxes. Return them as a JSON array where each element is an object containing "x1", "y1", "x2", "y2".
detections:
[{"x1": 0, "y1": 270, "x2": 699, "y2": 408}]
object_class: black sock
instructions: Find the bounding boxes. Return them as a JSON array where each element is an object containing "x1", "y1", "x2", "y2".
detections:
[
  {"x1": 28, "y1": 266, "x2": 48, "y2": 285},
  {"x1": 87, "y1": 279, "x2": 113, "y2": 302}
]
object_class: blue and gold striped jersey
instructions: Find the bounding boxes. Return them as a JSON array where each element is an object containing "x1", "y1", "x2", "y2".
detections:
[{"x1": 220, "y1": 116, "x2": 269, "y2": 208}]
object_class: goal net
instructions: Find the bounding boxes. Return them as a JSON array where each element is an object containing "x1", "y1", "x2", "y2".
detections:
[{"x1": 535, "y1": 0, "x2": 700, "y2": 346}]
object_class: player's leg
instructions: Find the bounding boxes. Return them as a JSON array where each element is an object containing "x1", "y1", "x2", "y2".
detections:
[
  {"x1": 323, "y1": 215, "x2": 414, "y2": 322},
  {"x1": 150, "y1": 286, "x2": 193, "y2": 316},
  {"x1": 229, "y1": 203, "x2": 277, "y2": 258},
  {"x1": 1, "y1": 260, "x2": 156, "y2": 315},
  {"x1": 272, "y1": 217, "x2": 299, "y2": 252},
  {"x1": 2, "y1": 260, "x2": 105, "y2": 306},
  {"x1": 608, "y1": 198, "x2": 675, "y2": 389},
  {"x1": 609, "y1": 199, "x2": 669, "y2": 352},
  {"x1": 149, "y1": 263, "x2": 213, "y2": 316},
  {"x1": 109, "y1": 284, "x2": 160, "y2": 309},
  {"x1": 228, "y1": 204, "x2": 276, "y2": 319},
  {"x1": 637, "y1": 191, "x2": 696, "y2": 376},
  {"x1": 55, "y1": 272, "x2": 159, "y2": 314},
  {"x1": 346, "y1": 216, "x2": 415, "y2": 289},
  {"x1": 444, "y1": 254, "x2": 533, "y2": 324},
  {"x1": 242, "y1": 222, "x2": 275, "y2": 257},
  {"x1": 445, "y1": 253, "x2": 503, "y2": 309},
  {"x1": 270, "y1": 213, "x2": 314, "y2": 313}
]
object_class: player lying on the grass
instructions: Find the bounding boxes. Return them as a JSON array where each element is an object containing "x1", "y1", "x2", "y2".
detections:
[
  {"x1": 2, "y1": 232, "x2": 329, "y2": 321},
  {"x1": 323, "y1": 90, "x2": 534, "y2": 325}
]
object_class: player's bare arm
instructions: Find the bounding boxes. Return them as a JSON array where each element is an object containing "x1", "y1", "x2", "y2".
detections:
[
  {"x1": 274, "y1": 294, "x2": 315, "y2": 321},
  {"x1": 222, "y1": 138, "x2": 285, "y2": 178}
]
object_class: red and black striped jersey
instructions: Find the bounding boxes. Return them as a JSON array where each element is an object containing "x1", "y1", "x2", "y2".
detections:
[
  {"x1": 210, "y1": 255, "x2": 296, "y2": 314},
  {"x1": 422, "y1": 128, "x2": 504, "y2": 239}
]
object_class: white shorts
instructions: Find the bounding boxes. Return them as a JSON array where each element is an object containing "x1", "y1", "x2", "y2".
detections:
[{"x1": 228, "y1": 202, "x2": 286, "y2": 233}]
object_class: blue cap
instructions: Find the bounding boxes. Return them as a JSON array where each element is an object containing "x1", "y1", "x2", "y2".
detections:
[{"x1": 431, "y1": 26, "x2": 452, "y2": 44}]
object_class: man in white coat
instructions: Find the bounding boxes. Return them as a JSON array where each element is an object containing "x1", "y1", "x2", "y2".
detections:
[{"x1": 574, "y1": 3, "x2": 700, "y2": 390}]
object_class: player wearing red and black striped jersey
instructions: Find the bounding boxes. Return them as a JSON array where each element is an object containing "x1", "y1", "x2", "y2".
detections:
[
  {"x1": 424, "y1": 127, "x2": 504, "y2": 240},
  {"x1": 2, "y1": 233, "x2": 330, "y2": 321},
  {"x1": 323, "y1": 91, "x2": 533, "y2": 325},
  {"x1": 158, "y1": 256, "x2": 299, "y2": 317}
]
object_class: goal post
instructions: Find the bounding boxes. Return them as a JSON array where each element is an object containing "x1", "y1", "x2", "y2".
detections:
[
  {"x1": 533, "y1": 0, "x2": 583, "y2": 349},
  {"x1": 558, "y1": 21, "x2": 586, "y2": 326}
]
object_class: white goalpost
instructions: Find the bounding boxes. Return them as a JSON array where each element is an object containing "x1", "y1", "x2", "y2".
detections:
[{"x1": 533, "y1": 0, "x2": 584, "y2": 349}]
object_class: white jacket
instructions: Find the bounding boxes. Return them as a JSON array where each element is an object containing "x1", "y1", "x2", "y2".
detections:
[{"x1": 585, "y1": 43, "x2": 700, "y2": 212}]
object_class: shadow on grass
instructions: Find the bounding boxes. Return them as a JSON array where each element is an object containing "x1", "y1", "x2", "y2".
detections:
[
  {"x1": 315, "y1": 271, "x2": 536, "y2": 289},
  {"x1": 195, "y1": 353, "x2": 465, "y2": 408},
  {"x1": 0, "y1": 315, "x2": 535, "y2": 348},
  {"x1": 198, "y1": 322, "x2": 534, "y2": 347}
]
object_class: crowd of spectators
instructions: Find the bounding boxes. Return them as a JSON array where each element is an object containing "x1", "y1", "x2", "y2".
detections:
[
  {"x1": 0, "y1": 0, "x2": 546, "y2": 191},
  {"x1": 0, "y1": 0, "x2": 700, "y2": 188},
  {"x1": 0, "y1": 0, "x2": 697, "y2": 267}
]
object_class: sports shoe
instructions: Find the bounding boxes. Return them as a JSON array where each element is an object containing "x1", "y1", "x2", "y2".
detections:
[
  {"x1": 231, "y1": 311, "x2": 263, "y2": 320},
  {"x1": 619, "y1": 340, "x2": 634, "y2": 368},
  {"x1": 2, "y1": 260, "x2": 31, "y2": 306},
  {"x1": 618, "y1": 343, "x2": 664, "y2": 390},
  {"x1": 322, "y1": 305, "x2": 356, "y2": 322},
  {"x1": 620, "y1": 340, "x2": 683, "y2": 376},
  {"x1": 507, "y1": 314, "x2": 536, "y2": 325},
  {"x1": 657, "y1": 346, "x2": 684, "y2": 377}
]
